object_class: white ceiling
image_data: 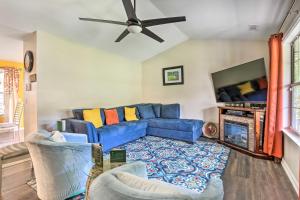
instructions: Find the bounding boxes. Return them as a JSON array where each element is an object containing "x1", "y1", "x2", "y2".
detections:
[
  {"x1": 151, "y1": 0, "x2": 292, "y2": 40},
  {"x1": 0, "y1": 0, "x2": 293, "y2": 61}
]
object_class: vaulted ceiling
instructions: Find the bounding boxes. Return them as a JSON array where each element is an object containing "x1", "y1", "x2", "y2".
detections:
[{"x1": 0, "y1": 0, "x2": 293, "y2": 61}]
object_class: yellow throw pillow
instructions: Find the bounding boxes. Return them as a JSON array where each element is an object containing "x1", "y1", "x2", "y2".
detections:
[
  {"x1": 238, "y1": 82, "x2": 255, "y2": 95},
  {"x1": 125, "y1": 107, "x2": 138, "y2": 121},
  {"x1": 83, "y1": 108, "x2": 103, "y2": 128}
]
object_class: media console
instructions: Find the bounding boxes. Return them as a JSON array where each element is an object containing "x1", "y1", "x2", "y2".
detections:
[{"x1": 218, "y1": 106, "x2": 273, "y2": 160}]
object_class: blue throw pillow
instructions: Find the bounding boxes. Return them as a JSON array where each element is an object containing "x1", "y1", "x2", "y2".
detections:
[
  {"x1": 225, "y1": 86, "x2": 241, "y2": 98},
  {"x1": 219, "y1": 91, "x2": 232, "y2": 102},
  {"x1": 161, "y1": 104, "x2": 180, "y2": 119},
  {"x1": 116, "y1": 107, "x2": 124, "y2": 122},
  {"x1": 137, "y1": 105, "x2": 156, "y2": 119},
  {"x1": 152, "y1": 104, "x2": 162, "y2": 118},
  {"x1": 72, "y1": 109, "x2": 86, "y2": 120},
  {"x1": 100, "y1": 108, "x2": 106, "y2": 125}
]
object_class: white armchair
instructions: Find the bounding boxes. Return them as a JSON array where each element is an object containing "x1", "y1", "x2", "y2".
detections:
[
  {"x1": 89, "y1": 161, "x2": 224, "y2": 200},
  {"x1": 26, "y1": 131, "x2": 93, "y2": 200}
]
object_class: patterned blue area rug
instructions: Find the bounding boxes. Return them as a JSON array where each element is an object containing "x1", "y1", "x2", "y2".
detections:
[{"x1": 115, "y1": 136, "x2": 230, "y2": 193}]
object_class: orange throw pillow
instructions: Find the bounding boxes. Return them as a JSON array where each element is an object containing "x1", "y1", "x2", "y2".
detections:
[
  {"x1": 258, "y1": 78, "x2": 268, "y2": 90},
  {"x1": 104, "y1": 109, "x2": 119, "y2": 125}
]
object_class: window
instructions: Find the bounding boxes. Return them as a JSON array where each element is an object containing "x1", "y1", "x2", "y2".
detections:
[{"x1": 291, "y1": 36, "x2": 300, "y2": 132}]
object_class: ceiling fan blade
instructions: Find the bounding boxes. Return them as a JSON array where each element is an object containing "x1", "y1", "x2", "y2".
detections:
[
  {"x1": 142, "y1": 16, "x2": 186, "y2": 27},
  {"x1": 79, "y1": 18, "x2": 127, "y2": 26},
  {"x1": 141, "y1": 28, "x2": 164, "y2": 43},
  {"x1": 122, "y1": 0, "x2": 137, "y2": 20},
  {"x1": 115, "y1": 29, "x2": 130, "y2": 42}
]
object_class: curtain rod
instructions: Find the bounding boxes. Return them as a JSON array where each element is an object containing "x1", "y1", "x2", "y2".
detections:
[{"x1": 279, "y1": 0, "x2": 297, "y2": 32}]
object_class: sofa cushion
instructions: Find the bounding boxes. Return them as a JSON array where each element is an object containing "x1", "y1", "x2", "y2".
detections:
[
  {"x1": 83, "y1": 108, "x2": 103, "y2": 128},
  {"x1": 115, "y1": 172, "x2": 183, "y2": 194},
  {"x1": 126, "y1": 104, "x2": 141, "y2": 119},
  {"x1": 137, "y1": 105, "x2": 156, "y2": 119},
  {"x1": 97, "y1": 121, "x2": 147, "y2": 152},
  {"x1": 152, "y1": 104, "x2": 162, "y2": 118},
  {"x1": 124, "y1": 107, "x2": 138, "y2": 121},
  {"x1": 116, "y1": 107, "x2": 125, "y2": 122},
  {"x1": 218, "y1": 90, "x2": 232, "y2": 102},
  {"x1": 49, "y1": 131, "x2": 67, "y2": 142},
  {"x1": 161, "y1": 104, "x2": 180, "y2": 119},
  {"x1": 238, "y1": 82, "x2": 255, "y2": 95},
  {"x1": 147, "y1": 118, "x2": 200, "y2": 132},
  {"x1": 258, "y1": 77, "x2": 268, "y2": 90},
  {"x1": 73, "y1": 108, "x2": 106, "y2": 124},
  {"x1": 104, "y1": 109, "x2": 119, "y2": 125},
  {"x1": 225, "y1": 86, "x2": 241, "y2": 98},
  {"x1": 108, "y1": 107, "x2": 125, "y2": 122}
]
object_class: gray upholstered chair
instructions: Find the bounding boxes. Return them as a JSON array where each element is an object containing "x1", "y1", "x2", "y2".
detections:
[
  {"x1": 89, "y1": 161, "x2": 224, "y2": 200},
  {"x1": 26, "y1": 131, "x2": 93, "y2": 200}
]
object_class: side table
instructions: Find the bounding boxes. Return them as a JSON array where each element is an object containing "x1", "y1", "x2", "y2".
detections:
[{"x1": 85, "y1": 145, "x2": 126, "y2": 200}]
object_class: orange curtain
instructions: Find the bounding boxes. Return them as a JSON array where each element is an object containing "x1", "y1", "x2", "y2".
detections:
[{"x1": 263, "y1": 33, "x2": 283, "y2": 159}]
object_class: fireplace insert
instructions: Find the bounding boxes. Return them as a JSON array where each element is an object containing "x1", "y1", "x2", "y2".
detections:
[{"x1": 224, "y1": 120, "x2": 249, "y2": 149}]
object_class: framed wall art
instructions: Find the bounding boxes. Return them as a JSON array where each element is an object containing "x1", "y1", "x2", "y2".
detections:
[{"x1": 162, "y1": 66, "x2": 184, "y2": 86}]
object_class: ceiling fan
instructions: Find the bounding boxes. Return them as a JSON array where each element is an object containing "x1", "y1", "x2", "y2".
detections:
[{"x1": 79, "y1": 0, "x2": 186, "y2": 43}]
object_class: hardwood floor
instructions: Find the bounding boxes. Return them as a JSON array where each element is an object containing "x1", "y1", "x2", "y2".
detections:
[
  {"x1": 1, "y1": 160, "x2": 37, "y2": 200},
  {"x1": 223, "y1": 150, "x2": 298, "y2": 200},
  {"x1": 1, "y1": 149, "x2": 298, "y2": 200}
]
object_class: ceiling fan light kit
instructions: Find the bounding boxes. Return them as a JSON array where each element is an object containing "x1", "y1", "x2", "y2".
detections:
[
  {"x1": 128, "y1": 25, "x2": 142, "y2": 33},
  {"x1": 79, "y1": 0, "x2": 186, "y2": 43}
]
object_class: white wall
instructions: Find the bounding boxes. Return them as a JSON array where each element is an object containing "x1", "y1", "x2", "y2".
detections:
[
  {"x1": 0, "y1": 35, "x2": 23, "y2": 62},
  {"x1": 36, "y1": 31, "x2": 142, "y2": 128},
  {"x1": 142, "y1": 39, "x2": 268, "y2": 122}
]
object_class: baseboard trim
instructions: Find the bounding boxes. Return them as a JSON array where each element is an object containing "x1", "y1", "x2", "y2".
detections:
[
  {"x1": 2, "y1": 157, "x2": 31, "y2": 168},
  {"x1": 281, "y1": 158, "x2": 299, "y2": 196}
]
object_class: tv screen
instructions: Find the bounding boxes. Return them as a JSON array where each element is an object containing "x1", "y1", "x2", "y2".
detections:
[{"x1": 211, "y1": 58, "x2": 268, "y2": 103}]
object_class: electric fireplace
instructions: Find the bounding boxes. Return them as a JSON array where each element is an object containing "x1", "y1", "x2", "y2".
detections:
[
  {"x1": 224, "y1": 120, "x2": 248, "y2": 149},
  {"x1": 218, "y1": 107, "x2": 271, "y2": 159}
]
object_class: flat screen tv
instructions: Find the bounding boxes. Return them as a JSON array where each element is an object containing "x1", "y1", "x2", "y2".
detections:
[{"x1": 211, "y1": 58, "x2": 268, "y2": 103}]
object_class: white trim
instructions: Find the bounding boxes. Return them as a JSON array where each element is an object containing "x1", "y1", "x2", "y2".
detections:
[
  {"x1": 282, "y1": 128, "x2": 300, "y2": 147},
  {"x1": 2, "y1": 157, "x2": 31, "y2": 168},
  {"x1": 283, "y1": 15, "x2": 300, "y2": 43},
  {"x1": 282, "y1": 158, "x2": 299, "y2": 196}
]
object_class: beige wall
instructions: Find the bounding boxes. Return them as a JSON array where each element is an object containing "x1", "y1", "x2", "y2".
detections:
[
  {"x1": 23, "y1": 32, "x2": 38, "y2": 137},
  {"x1": 0, "y1": 35, "x2": 23, "y2": 62},
  {"x1": 36, "y1": 31, "x2": 142, "y2": 129},
  {"x1": 142, "y1": 39, "x2": 268, "y2": 121}
]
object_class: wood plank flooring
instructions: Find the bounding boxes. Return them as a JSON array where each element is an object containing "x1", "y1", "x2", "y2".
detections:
[
  {"x1": 223, "y1": 150, "x2": 298, "y2": 200},
  {"x1": 1, "y1": 149, "x2": 298, "y2": 200}
]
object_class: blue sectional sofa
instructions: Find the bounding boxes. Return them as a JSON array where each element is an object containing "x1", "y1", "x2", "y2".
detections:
[{"x1": 66, "y1": 104, "x2": 204, "y2": 152}]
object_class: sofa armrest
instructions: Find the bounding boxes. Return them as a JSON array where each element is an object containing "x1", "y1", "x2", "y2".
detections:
[
  {"x1": 66, "y1": 119, "x2": 99, "y2": 143},
  {"x1": 198, "y1": 177, "x2": 224, "y2": 200},
  {"x1": 108, "y1": 161, "x2": 148, "y2": 179},
  {"x1": 62, "y1": 132, "x2": 88, "y2": 143}
]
